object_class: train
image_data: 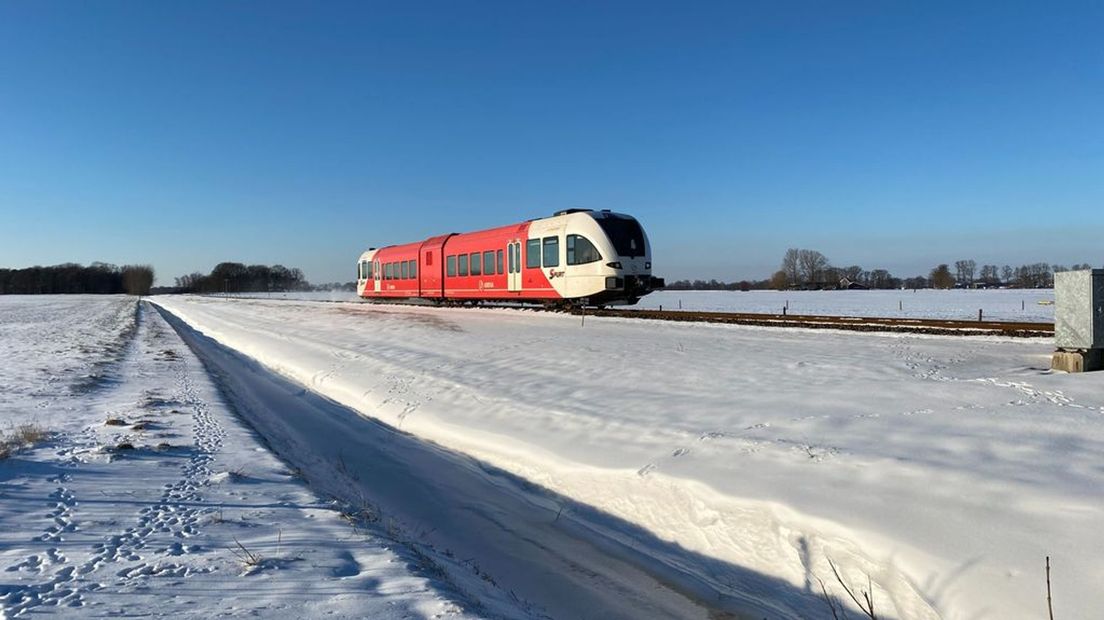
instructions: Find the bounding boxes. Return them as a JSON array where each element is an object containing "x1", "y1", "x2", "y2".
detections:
[{"x1": 356, "y1": 209, "x2": 664, "y2": 306}]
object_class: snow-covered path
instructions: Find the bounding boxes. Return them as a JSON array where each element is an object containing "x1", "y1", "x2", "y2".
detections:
[
  {"x1": 158, "y1": 305, "x2": 720, "y2": 619},
  {"x1": 151, "y1": 295, "x2": 1104, "y2": 620},
  {"x1": 0, "y1": 298, "x2": 476, "y2": 618}
]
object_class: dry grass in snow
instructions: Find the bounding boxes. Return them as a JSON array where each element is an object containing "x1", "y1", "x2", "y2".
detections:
[{"x1": 0, "y1": 423, "x2": 48, "y2": 459}]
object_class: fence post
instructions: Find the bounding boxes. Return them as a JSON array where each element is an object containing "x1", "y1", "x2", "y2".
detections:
[{"x1": 978, "y1": 308, "x2": 983, "y2": 321}]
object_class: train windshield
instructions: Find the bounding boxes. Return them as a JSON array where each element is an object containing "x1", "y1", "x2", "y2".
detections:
[{"x1": 595, "y1": 215, "x2": 646, "y2": 257}]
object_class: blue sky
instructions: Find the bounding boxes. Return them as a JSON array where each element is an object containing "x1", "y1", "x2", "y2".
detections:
[{"x1": 1, "y1": 1, "x2": 1100, "y2": 285}]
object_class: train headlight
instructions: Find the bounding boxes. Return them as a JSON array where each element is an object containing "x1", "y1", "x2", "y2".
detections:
[
  {"x1": 645, "y1": 261, "x2": 651, "y2": 270},
  {"x1": 606, "y1": 262, "x2": 622, "y2": 270}
]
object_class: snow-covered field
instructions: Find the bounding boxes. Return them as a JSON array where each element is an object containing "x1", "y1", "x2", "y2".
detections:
[
  {"x1": 0, "y1": 296, "x2": 477, "y2": 618},
  {"x1": 145, "y1": 295, "x2": 1102, "y2": 620},
  {"x1": 236, "y1": 288, "x2": 1056, "y2": 322},
  {"x1": 638, "y1": 289, "x2": 1056, "y2": 322},
  {"x1": 4, "y1": 294, "x2": 1098, "y2": 619}
]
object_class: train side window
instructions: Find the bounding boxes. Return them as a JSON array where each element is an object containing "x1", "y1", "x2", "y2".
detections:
[
  {"x1": 447, "y1": 255, "x2": 456, "y2": 277},
  {"x1": 496, "y1": 249, "x2": 504, "y2": 275},
  {"x1": 567, "y1": 235, "x2": 602, "y2": 265},
  {"x1": 365, "y1": 261, "x2": 374, "y2": 280},
  {"x1": 357, "y1": 262, "x2": 363, "y2": 280},
  {"x1": 542, "y1": 237, "x2": 559, "y2": 268},
  {"x1": 507, "y1": 246, "x2": 515, "y2": 273},
  {"x1": 400, "y1": 261, "x2": 407, "y2": 279},
  {"x1": 409, "y1": 260, "x2": 417, "y2": 279},
  {"x1": 458, "y1": 254, "x2": 469, "y2": 277},
  {"x1": 483, "y1": 251, "x2": 495, "y2": 276},
  {"x1": 383, "y1": 263, "x2": 391, "y2": 280},
  {"x1": 526, "y1": 239, "x2": 541, "y2": 269},
  {"x1": 470, "y1": 252, "x2": 482, "y2": 276}
]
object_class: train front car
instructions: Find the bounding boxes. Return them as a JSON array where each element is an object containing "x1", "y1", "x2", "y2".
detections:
[{"x1": 537, "y1": 209, "x2": 663, "y2": 305}]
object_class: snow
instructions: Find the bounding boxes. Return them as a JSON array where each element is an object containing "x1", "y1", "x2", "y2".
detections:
[
  {"x1": 232, "y1": 288, "x2": 1057, "y2": 322},
  {"x1": 637, "y1": 289, "x2": 1055, "y2": 322},
  {"x1": 4, "y1": 293, "x2": 1096, "y2": 619},
  {"x1": 0, "y1": 296, "x2": 477, "y2": 618},
  {"x1": 148, "y1": 295, "x2": 1102, "y2": 620}
]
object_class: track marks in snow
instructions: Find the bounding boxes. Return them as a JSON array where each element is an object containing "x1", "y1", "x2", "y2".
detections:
[
  {"x1": 37, "y1": 487, "x2": 78, "y2": 543},
  {"x1": 890, "y1": 336, "x2": 1087, "y2": 410},
  {"x1": 1, "y1": 302, "x2": 223, "y2": 617}
]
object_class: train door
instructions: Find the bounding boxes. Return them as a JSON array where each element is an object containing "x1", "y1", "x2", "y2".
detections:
[
  {"x1": 507, "y1": 241, "x2": 522, "y2": 292},
  {"x1": 374, "y1": 259, "x2": 381, "y2": 293}
]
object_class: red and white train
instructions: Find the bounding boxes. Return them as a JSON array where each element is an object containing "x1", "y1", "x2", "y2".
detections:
[{"x1": 356, "y1": 209, "x2": 663, "y2": 306}]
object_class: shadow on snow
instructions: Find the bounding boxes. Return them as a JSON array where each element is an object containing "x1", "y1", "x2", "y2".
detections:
[{"x1": 155, "y1": 303, "x2": 894, "y2": 620}]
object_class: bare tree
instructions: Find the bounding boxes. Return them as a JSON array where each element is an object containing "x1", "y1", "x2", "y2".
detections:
[
  {"x1": 1001, "y1": 265, "x2": 1014, "y2": 284},
  {"x1": 781, "y1": 248, "x2": 801, "y2": 287},
  {"x1": 979, "y1": 264, "x2": 999, "y2": 286},
  {"x1": 954, "y1": 260, "x2": 976, "y2": 287},
  {"x1": 798, "y1": 249, "x2": 830, "y2": 287},
  {"x1": 1015, "y1": 263, "x2": 1052, "y2": 288},
  {"x1": 769, "y1": 270, "x2": 789, "y2": 290},
  {"x1": 841, "y1": 265, "x2": 864, "y2": 283}
]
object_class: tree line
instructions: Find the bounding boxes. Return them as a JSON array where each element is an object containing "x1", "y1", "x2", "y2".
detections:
[
  {"x1": 0, "y1": 263, "x2": 154, "y2": 295},
  {"x1": 769, "y1": 249, "x2": 1093, "y2": 290},
  {"x1": 668, "y1": 250, "x2": 1096, "y2": 292},
  {"x1": 173, "y1": 262, "x2": 309, "y2": 293}
]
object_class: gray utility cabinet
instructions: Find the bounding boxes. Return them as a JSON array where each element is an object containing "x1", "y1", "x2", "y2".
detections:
[{"x1": 1054, "y1": 269, "x2": 1104, "y2": 350}]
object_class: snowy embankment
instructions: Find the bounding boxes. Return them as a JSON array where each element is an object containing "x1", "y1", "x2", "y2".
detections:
[
  {"x1": 0, "y1": 296, "x2": 476, "y2": 618},
  {"x1": 151, "y1": 295, "x2": 1104, "y2": 620}
]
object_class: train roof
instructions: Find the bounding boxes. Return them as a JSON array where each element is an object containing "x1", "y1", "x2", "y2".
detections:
[{"x1": 358, "y1": 209, "x2": 639, "y2": 259}]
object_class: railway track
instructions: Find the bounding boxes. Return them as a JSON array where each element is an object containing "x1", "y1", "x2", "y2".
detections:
[{"x1": 570, "y1": 307, "x2": 1055, "y2": 337}]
